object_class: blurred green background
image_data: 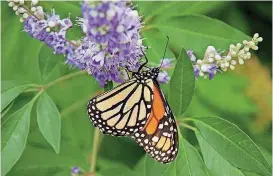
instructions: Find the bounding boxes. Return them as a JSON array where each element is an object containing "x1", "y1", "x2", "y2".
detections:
[{"x1": 1, "y1": 1, "x2": 272, "y2": 176}]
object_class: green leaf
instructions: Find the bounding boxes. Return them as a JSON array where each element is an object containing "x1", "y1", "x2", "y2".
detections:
[
  {"x1": 175, "y1": 137, "x2": 210, "y2": 176},
  {"x1": 1, "y1": 102, "x2": 34, "y2": 175},
  {"x1": 1, "y1": 84, "x2": 30, "y2": 112},
  {"x1": 189, "y1": 117, "x2": 272, "y2": 176},
  {"x1": 37, "y1": 91, "x2": 61, "y2": 154},
  {"x1": 196, "y1": 132, "x2": 245, "y2": 176},
  {"x1": 149, "y1": 14, "x2": 250, "y2": 57},
  {"x1": 1, "y1": 101, "x2": 15, "y2": 118},
  {"x1": 140, "y1": 1, "x2": 229, "y2": 23},
  {"x1": 38, "y1": 45, "x2": 63, "y2": 83},
  {"x1": 134, "y1": 137, "x2": 210, "y2": 176},
  {"x1": 169, "y1": 48, "x2": 195, "y2": 116},
  {"x1": 7, "y1": 141, "x2": 89, "y2": 176}
]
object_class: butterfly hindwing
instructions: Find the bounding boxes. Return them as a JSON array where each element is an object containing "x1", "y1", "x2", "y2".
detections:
[
  {"x1": 87, "y1": 77, "x2": 154, "y2": 136},
  {"x1": 131, "y1": 81, "x2": 179, "y2": 163}
]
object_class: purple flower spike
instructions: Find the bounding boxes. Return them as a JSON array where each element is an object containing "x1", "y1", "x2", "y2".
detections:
[
  {"x1": 67, "y1": 1, "x2": 144, "y2": 86},
  {"x1": 157, "y1": 71, "x2": 170, "y2": 84}
]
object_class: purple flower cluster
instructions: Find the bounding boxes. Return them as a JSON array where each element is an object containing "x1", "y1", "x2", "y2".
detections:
[
  {"x1": 23, "y1": 10, "x2": 72, "y2": 55},
  {"x1": 71, "y1": 166, "x2": 80, "y2": 175},
  {"x1": 66, "y1": 1, "x2": 144, "y2": 86},
  {"x1": 187, "y1": 49, "x2": 217, "y2": 80}
]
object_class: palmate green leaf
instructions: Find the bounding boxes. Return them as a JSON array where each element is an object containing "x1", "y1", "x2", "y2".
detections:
[
  {"x1": 1, "y1": 102, "x2": 34, "y2": 175},
  {"x1": 189, "y1": 117, "x2": 272, "y2": 176},
  {"x1": 196, "y1": 132, "x2": 245, "y2": 176},
  {"x1": 1, "y1": 82, "x2": 31, "y2": 112},
  {"x1": 134, "y1": 137, "x2": 210, "y2": 176},
  {"x1": 169, "y1": 48, "x2": 195, "y2": 117},
  {"x1": 148, "y1": 14, "x2": 250, "y2": 57},
  {"x1": 37, "y1": 91, "x2": 61, "y2": 154}
]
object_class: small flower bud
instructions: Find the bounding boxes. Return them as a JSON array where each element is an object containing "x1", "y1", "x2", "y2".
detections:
[
  {"x1": 230, "y1": 44, "x2": 235, "y2": 49},
  {"x1": 199, "y1": 71, "x2": 204, "y2": 77},
  {"x1": 197, "y1": 59, "x2": 202, "y2": 64},
  {"x1": 46, "y1": 27, "x2": 51, "y2": 32},
  {"x1": 31, "y1": 0, "x2": 39, "y2": 6},
  {"x1": 239, "y1": 59, "x2": 244, "y2": 65},
  {"x1": 31, "y1": 7, "x2": 36, "y2": 12},
  {"x1": 252, "y1": 46, "x2": 258, "y2": 50},
  {"x1": 257, "y1": 37, "x2": 263, "y2": 42},
  {"x1": 23, "y1": 13, "x2": 28, "y2": 18},
  {"x1": 231, "y1": 51, "x2": 237, "y2": 56},
  {"x1": 215, "y1": 54, "x2": 221, "y2": 61},
  {"x1": 17, "y1": 7, "x2": 26, "y2": 13},
  {"x1": 220, "y1": 63, "x2": 226, "y2": 68},
  {"x1": 254, "y1": 33, "x2": 259, "y2": 39},
  {"x1": 19, "y1": 17, "x2": 24, "y2": 23},
  {"x1": 222, "y1": 67, "x2": 228, "y2": 71},
  {"x1": 19, "y1": 0, "x2": 24, "y2": 5},
  {"x1": 244, "y1": 47, "x2": 249, "y2": 52},
  {"x1": 12, "y1": 5, "x2": 18, "y2": 11},
  {"x1": 15, "y1": 11, "x2": 19, "y2": 15},
  {"x1": 249, "y1": 41, "x2": 255, "y2": 47},
  {"x1": 208, "y1": 57, "x2": 214, "y2": 63},
  {"x1": 231, "y1": 60, "x2": 237, "y2": 65},
  {"x1": 230, "y1": 65, "x2": 235, "y2": 70},
  {"x1": 243, "y1": 40, "x2": 248, "y2": 45},
  {"x1": 201, "y1": 65, "x2": 208, "y2": 72},
  {"x1": 14, "y1": 0, "x2": 19, "y2": 3},
  {"x1": 246, "y1": 52, "x2": 251, "y2": 58},
  {"x1": 8, "y1": 2, "x2": 14, "y2": 7},
  {"x1": 225, "y1": 62, "x2": 229, "y2": 67},
  {"x1": 236, "y1": 43, "x2": 242, "y2": 49},
  {"x1": 116, "y1": 25, "x2": 124, "y2": 33},
  {"x1": 225, "y1": 55, "x2": 231, "y2": 61}
]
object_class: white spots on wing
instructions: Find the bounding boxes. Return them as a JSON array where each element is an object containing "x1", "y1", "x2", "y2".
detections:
[
  {"x1": 158, "y1": 124, "x2": 163, "y2": 129},
  {"x1": 152, "y1": 136, "x2": 159, "y2": 142}
]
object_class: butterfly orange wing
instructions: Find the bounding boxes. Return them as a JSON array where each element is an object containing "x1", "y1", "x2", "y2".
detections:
[{"x1": 132, "y1": 83, "x2": 179, "y2": 163}]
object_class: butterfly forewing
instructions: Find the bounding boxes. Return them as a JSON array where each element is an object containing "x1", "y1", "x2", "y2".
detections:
[{"x1": 87, "y1": 77, "x2": 154, "y2": 136}]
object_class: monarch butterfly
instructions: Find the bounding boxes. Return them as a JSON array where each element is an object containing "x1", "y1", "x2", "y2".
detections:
[{"x1": 86, "y1": 37, "x2": 178, "y2": 164}]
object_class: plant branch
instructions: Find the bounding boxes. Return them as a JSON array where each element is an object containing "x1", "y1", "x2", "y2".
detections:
[
  {"x1": 90, "y1": 128, "x2": 100, "y2": 173},
  {"x1": 44, "y1": 71, "x2": 87, "y2": 89}
]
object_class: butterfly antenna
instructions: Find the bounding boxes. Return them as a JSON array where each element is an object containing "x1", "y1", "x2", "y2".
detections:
[
  {"x1": 138, "y1": 47, "x2": 149, "y2": 72},
  {"x1": 160, "y1": 36, "x2": 169, "y2": 68}
]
